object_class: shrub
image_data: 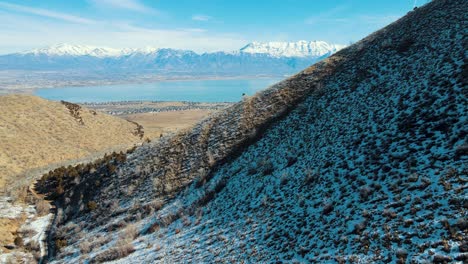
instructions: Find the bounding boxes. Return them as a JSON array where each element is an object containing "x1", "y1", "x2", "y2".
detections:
[
  {"x1": 322, "y1": 203, "x2": 334, "y2": 215},
  {"x1": 128, "y1": 120, "x2": 144, "y2": 139},
  {"x1": 359, "y1": 186, "x2": 372, "y2": 201},
  {"x1": 36, "y1": 199, "x2": 51, "y2": 216},
  {"x1": 107, "y1": 163, "x2": 116, "y2": 174},
  {"x1": 286, "y1": 155, "x2": 297, "y2": 167},
  {"x1": 247, "y1": 166, "x2": 258, "y2": 175},
  {"x1": 55, "y1": 239, "x2": 67, "y2": 252},
  {"x1": 79, "y1": 241, "x2": 91, "y2": 254},
  {"x1": 396, "y1": 37, "x2": 415, "y2": 53},
  {"x1": 195, "y1": 168, "x2": 208, "y2": 188},
  {"x1": 87, "y1": 201, "x2": 98, "y2": 211},
  {"x1": 25, "y1": 240, "x2": 40, "y2": 252},
  {"x1": 123, "y1": 224, "x2": 138, "y2": 240},
  {"x1": 280, "y1": 172, "x2": 289, "y2": 185},
  {"x1": 147, "y1": 222, "x2": 160, "y2": 234},
  {"x1": 261, "y1": 159, "x2": 274, "y2": 176},
  {"x1": 304, "y1": 169, "x2": 317, "y2": 185},
  {"x1": 61, "y1": 100, "x2": 84, "y2": 124},
  {"x1": 91, "y1": 244, "x2": 135, "y2": 263},
  {"x1": 14, "y1": 236, "x2": 23, "y2": 247},
  {"x1": 90, "y1": 235, "x2": 111, "y2": 250}
]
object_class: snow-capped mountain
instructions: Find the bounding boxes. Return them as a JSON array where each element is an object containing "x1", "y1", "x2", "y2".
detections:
[
  {"x1": 0, "y1": 41, "x2": 345, "y2": 78},
  {"x1": 240, "y1": 40, "x2": 346, "y2": 57},
  {"x1": 19, "y1": 43, "x2": 136, "y2": 58},
  {"x1": 15, "y1": 41, "x2": 343, "y2": 59},
  {"x1": 0, "y1": 41, "x2": 345, "y2": 88}
]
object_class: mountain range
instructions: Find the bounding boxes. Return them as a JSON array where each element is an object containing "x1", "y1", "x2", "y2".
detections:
[{"x1": 0, "y1": 41, "x2": 345, "y2": 75}]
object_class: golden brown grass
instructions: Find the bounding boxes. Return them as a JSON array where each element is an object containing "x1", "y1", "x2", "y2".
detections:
[
  {"x1": 0, "y1": 215, "x2": 26, "y2": 251},
  {"x1": 0, "y1": 94, "x2": 143, "y2": 189},
  {"x1": 0, "y1": 94, "x2": 144, "y2": 251},
  {"x1": 122, "y1": 109, "x2": 214, "y2": 139}
]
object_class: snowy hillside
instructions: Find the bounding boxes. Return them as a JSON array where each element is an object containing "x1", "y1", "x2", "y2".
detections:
[
  {"x1": 240, "y1": 40, "x2": 346, "y2": 57},
  {"x1": 36, "y1": 0, "x2": 467, "y2": 263}
]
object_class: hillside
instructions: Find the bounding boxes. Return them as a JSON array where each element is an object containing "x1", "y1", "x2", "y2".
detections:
[
  {"x1": 0, "y1": 94, "x2": 143, "y2": 189},
  {"x1": 37, "y1": 0, "x2": 467, "y2": 263}
]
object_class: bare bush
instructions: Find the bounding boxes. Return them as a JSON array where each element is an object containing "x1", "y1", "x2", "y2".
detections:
[
  {"x1": 79, "y1": 240, "x2": 92, "y2": 254},
  {"x1": 36, "y1": 199, "x2": 51, "y2": 216},
  {"x1": 91, "y1": 243, "x2": 135, "y2": 263},
  {"x1": 90, "y1": 235, "x2": 112, "y2": 250},
  {"x1": 122, "y1": 224, "x2": 138, "y2": 241},
  {"x1": 8, "y1": 184, "x2": 28, "y2": 203}
]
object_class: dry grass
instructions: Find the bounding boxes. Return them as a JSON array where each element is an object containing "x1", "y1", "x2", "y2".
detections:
[
  {"x1": 35, "y1": 199, "x2": 51, "y2": 216},
  {"x1": 91, "y1": 242, "x2": 135, "y2": 263},
  {"x1": 0, "y1": 94, "x2": 143, "y2": 189},
  {"x1": 122, "y1": 109, "x2": 214, "y2": 140},
  {"x1": 0, "y1": 94, "x2": 143, "y2": 252},
  {"x1": 0, "y1": 217, "x2": 23, "y2": 250}
]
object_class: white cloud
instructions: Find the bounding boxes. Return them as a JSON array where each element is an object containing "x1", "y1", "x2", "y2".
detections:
[
  {"x1": 0, "y1": 1, "x2": 96, "y2": 24},
  {"x1": 0, "y1": 12, "x2": 246, "y2": 54},
  {"x1": 357, "y1": 15, "x2": 400, "y2": 25},
  {"x1": 192, "y1": 14, "x2": 212, "y2": 21},
  {"x1": 89, "y1": 0, "x2": 159, "y2": 14},
  {"x1": 305, "y1": 7, "x2": 400, "y2": 28},
  {"x1": 304, "y1": 5, "x2": 349, "y2": 25}
]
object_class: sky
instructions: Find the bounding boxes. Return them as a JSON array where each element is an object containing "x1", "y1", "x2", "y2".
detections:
[{"x1": 0, "y1": 0, "x2": 429, "y2": 54}]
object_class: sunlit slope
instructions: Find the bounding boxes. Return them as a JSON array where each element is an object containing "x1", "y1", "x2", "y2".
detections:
[{"x1": 0, "y1": 95, "x2": 142, "y2": 187}]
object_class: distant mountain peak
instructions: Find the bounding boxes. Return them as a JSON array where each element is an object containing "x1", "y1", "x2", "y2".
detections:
[
  {"x1": 15, "y1": 41, "x2": 346, "y2": 59},
  {"x1": 240, "y1": 40, "x2": 346, "y2": 57},
  {"x1": 18, "y1": 44, "x2": 160, "y2": 58}
]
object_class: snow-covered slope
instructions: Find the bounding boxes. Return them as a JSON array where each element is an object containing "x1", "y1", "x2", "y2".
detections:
[
  {"x1": 37, "y1": 0, "x2": 467, "y2": 263},
  {"x1": 240, "y1": 40, "x2": 346, "y2": 57}
]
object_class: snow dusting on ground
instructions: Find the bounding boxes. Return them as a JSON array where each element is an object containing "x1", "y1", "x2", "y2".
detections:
[{"x1": 42, "y1": 1, "x2": 467, "y2": 263}]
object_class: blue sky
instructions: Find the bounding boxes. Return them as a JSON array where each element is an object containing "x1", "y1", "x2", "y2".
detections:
[{"x1": 0, "y1": 0, "x2": 428, "y2": 54}]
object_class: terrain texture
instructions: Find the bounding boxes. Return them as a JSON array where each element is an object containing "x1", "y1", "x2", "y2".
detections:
[
  {"x1": 0, "y1": 95, "x2": 145, "y2": 259},
  {"x1": 0, "y1": 95, "x2": 143, "y2": 187},
  {"x1": 37, "y1": 0, "x2": 467, "y2": 263}
]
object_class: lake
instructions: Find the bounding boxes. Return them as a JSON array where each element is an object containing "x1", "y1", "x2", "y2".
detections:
[{"x1": 34, "y1": 78, "x2": 282, "y2": 103}]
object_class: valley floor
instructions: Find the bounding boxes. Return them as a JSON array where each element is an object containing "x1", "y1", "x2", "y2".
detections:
[{"x1": 83, "y1": 101, "x2": 232, "y2": 140}]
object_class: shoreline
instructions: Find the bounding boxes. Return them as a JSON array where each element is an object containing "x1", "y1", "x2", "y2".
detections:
[{"x1": 0, "y1": 74, "x2": 287, "y2": 95}]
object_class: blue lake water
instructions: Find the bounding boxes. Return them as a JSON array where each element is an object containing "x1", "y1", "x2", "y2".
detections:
[{"x1": 34, "y1": 78, "x2": 282, "y2": 103}]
